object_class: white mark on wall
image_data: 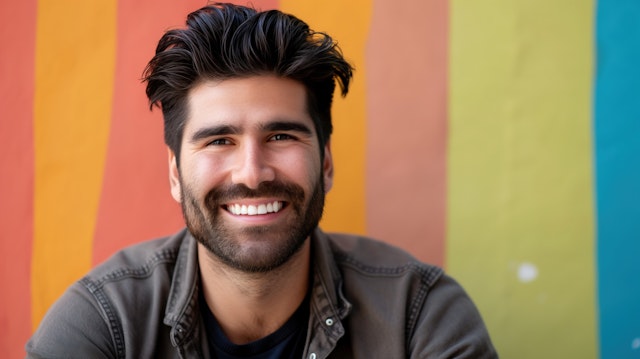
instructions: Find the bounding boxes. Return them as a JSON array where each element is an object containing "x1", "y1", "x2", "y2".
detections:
[
  {"x1": 517, "y1": 262, "x2": 538, "y2": 283},
  {"x1": 632, "y1": 338, "x2": 640, "y2": 350}
]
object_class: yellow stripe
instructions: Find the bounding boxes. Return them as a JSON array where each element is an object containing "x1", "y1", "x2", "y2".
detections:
[
  {"x1": 279, "y1": 1, "x2": 370, "y2": 234},
  {"x1": 32, "y1": 0, "x2": 116, "y2": 329},
  {"x1": 448, "y1": 1, "x2": 596, "y2": 357}
]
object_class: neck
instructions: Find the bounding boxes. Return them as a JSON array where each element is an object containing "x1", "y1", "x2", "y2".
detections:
[{"x1": 197, "y1": 239, "x2": 311, "y2": 344}]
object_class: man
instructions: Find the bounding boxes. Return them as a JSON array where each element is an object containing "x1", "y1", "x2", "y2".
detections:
[{"x1": 27, "y1": 3, "x2": 497, "y2": 358}]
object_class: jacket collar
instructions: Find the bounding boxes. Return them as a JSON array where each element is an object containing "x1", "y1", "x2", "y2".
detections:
[
  {"x1": 310, "y1": 228, "x2": 352, "y2": 322},
  {"x1": 306, "y1": 228, "x2": 353, "y2": 358},
  {"x1": 164, "y1": 230, "x2": 200, "y2": 346},
  {"x1": 161, "y1": 228, "x2": 353, "y2": 347}
]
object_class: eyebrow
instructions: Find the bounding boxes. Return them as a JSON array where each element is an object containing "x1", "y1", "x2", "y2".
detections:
[
  {"x1": 261, "y1": 121, "x2": 313, "y2": 136},
  {"x1": 189, "y1": 120, "x2": 313, "y2": 144},
  {"x1": 189, "y1": 125, "x2": 239, "y2": 144}
]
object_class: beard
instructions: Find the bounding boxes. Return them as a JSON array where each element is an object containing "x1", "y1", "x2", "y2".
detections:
[{"x1": 180, "y1": 175, "x2": 325, "y2": 273}]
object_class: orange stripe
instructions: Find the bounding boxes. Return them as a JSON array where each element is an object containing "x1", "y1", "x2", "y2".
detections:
[
  {"x1": 280, "y1": 0, "x2": 371, "y2": 234},
  {"x1": 0, "y1": 0, "x2": 37, "y2": 355},
  {"x1": 31, "y1": 1, "x2": 116, "y2": 329},
  {"x1": 365, "y1": 0, "x2": 448, "y2": 266}
]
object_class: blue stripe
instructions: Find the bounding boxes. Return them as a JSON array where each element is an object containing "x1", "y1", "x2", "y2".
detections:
[{"x1": 595, "y1": 1, "x2": 640, "y2": 358}]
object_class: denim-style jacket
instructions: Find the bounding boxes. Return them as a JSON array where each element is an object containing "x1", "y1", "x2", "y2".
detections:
[{"x1": 26, "y1": 228, "x2": 498, "y2": 358}]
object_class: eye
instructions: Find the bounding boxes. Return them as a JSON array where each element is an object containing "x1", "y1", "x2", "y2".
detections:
[
  {"x1": 207, "y1": 138, "x2": 232, "y2": 146},
  {"x1": 269, "y1": 133, "x2": 295, "y2": 141}
]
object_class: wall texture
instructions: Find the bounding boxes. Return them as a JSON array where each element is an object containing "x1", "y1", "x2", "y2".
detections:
[{"x1": 1, "y1": 0, "x2": 638, "y2": 358}]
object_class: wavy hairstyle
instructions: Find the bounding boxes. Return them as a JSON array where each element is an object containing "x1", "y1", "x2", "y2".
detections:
[{"x1": 143, "y1": 3, "x2": 353, "y2": 163}]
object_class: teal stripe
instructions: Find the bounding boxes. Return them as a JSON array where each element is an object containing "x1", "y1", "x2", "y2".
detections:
[{"x1": 595, "y1": 1, "x2": 640, "y2": 358}]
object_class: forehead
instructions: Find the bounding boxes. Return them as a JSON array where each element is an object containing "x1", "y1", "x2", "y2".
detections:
[{"x1": 185, "y1": 75, "x2": 312, "y2": 133}]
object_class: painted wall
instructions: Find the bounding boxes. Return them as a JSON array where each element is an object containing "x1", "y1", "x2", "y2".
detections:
[{"x1": 1, "y1": 0, "x2": 638, "y2": 358}]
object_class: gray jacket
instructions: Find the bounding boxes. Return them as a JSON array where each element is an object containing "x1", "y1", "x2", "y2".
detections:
[{"x1": 26, "y1": 228, "x2": 497, "y2": 358}]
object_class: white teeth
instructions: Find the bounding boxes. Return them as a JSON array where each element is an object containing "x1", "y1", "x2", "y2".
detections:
[{"x1": 228, "y1": 201, "x2": 283, "y2": 216}]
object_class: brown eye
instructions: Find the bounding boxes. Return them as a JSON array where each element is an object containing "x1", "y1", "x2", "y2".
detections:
[
  {"x1": 270, "y1": 134, "x2": 294, "y2": 141},
  {"x1": 208, "y1": 138, "x2": 232, "y2": 145}
]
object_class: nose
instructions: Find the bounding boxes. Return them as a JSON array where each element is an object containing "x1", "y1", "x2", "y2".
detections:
[{"x1": 230, "y1": 142, "x2": 276, "y2": 189}]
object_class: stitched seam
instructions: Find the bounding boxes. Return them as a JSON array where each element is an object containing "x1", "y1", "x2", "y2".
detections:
[
  {"x1": 334, "y1": 250, "x2": 445, "y2": 354},
  {"x1": 405, "y1": 269, "x2": 444, "y2": 353},
  {"x1": 165, "y1": 240, "x2": 192, "y2": 325},
  {"x1": 170, "y1": 277, "x2": 199, "y2": 346},
  {"x1": 90, "y1": 249, "x2": 178, "y2": 288},
  {"x1": 80, "y1": 277, "x2": 126, "y2": 359},
  {"x1": 334, "y1": 251, "x2": 441, "y2": 278},
  {"x1": 77, "y1": 248, "x2": 180, "y2": 357},
  {"x1": 405, "y1": 280, "x2": 428, "y2": 352}
]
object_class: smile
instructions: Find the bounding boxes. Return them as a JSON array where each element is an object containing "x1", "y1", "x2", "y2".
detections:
[{"x1": 225, "y1": 201, "x2": 284, "y2": 216}]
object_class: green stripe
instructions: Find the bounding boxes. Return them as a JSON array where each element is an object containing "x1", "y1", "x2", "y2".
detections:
[{"x1": 447, "y1": 1, "x2": 597, "y2": 357}]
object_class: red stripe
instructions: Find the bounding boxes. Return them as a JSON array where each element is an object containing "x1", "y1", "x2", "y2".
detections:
[
  {"x1": 92, "y1": 0, "x2": 206, "y2": 264},
  {"x1": 0, "y1": 0, "x2": 37, "y2": 355},
  {"x1": 251, "y1": 0, "x2": 279, "y2": 10},
  {"x1": 93, "y1": 0, "x2": 281, "y2": 264},
  {"x1": 365, "y1": 0, "x2": 448, "y2": 266}
]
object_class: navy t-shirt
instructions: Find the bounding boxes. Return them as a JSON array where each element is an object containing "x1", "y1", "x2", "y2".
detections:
[{"x1": 200, "y1": 291, "x2": 309, "y2": 359}]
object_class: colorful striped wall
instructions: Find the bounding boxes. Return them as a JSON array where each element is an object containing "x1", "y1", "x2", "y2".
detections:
[{"x1": 1, "y1": 1, "x2": 638, "y2": 358}]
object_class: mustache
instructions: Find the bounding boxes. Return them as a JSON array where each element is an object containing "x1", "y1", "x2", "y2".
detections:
[{"x1": 204, "y1": 181, "x2": 306, "y2": 207}]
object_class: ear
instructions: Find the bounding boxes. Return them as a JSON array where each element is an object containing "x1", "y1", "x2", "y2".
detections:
[
  {"x1": 322, "y1": 141, "x2": 334, "y2": 193},
  {"x1": 168, "y1": 148, "x2": 182, "y2": 203}
]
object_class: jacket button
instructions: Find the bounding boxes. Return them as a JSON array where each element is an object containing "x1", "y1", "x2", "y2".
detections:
[
  {"x1": 309, "y1": 353, "x2": 317, "y2": 359},
  {"x1": 325, "y1": 318, "x2": 334, "y2": 326}
]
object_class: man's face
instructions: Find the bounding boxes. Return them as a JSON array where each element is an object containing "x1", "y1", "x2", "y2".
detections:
[{"x1": 169, "y1": 75, "x2": 333, "y2": 273}]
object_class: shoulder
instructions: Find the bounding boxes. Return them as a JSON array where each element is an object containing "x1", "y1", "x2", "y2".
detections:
[
  {"x1": 26, "y1": 229, "x2": 193, "y2": 358},
  {"x1": 85, "y1": 229, "x2": 189, "y2": 286},
  {"x1": 317, "y1": 231, "x2": 446, "y2": 326},
  {"x1": 322, "y1": 231, "x2": 443, "y2": 286},
  {"x1": 316, "y1": 231, "x2": 498, "y2": 357}
]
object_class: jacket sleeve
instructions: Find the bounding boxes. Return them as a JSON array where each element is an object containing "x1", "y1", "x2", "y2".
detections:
[
  {"x1": 409, "y1": 274, "x2": 498, "y2": 358},
  {"x1": 26, "y1": 281, "x2": 116, "y2": 359}
]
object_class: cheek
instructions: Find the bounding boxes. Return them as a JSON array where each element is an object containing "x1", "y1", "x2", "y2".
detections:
[
  {"x1": 182, "y1": 154, "x2": 229, "y2": 194},
  {"x1": 274, "y1": 150, "x2": 322, "y2": 186}
]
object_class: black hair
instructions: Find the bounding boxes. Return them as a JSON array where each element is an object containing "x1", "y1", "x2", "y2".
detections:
[{"x1": 143, "y1": 3, "x2": 353, "y2": 162}]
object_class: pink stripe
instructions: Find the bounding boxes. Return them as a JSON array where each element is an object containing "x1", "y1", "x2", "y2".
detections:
[
  {"x1": 0, "y1": 0, "x2": 37, "y2": 355},
  {"x1": 365, "y1": 0, "x2": 448, "y2": 266}
]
